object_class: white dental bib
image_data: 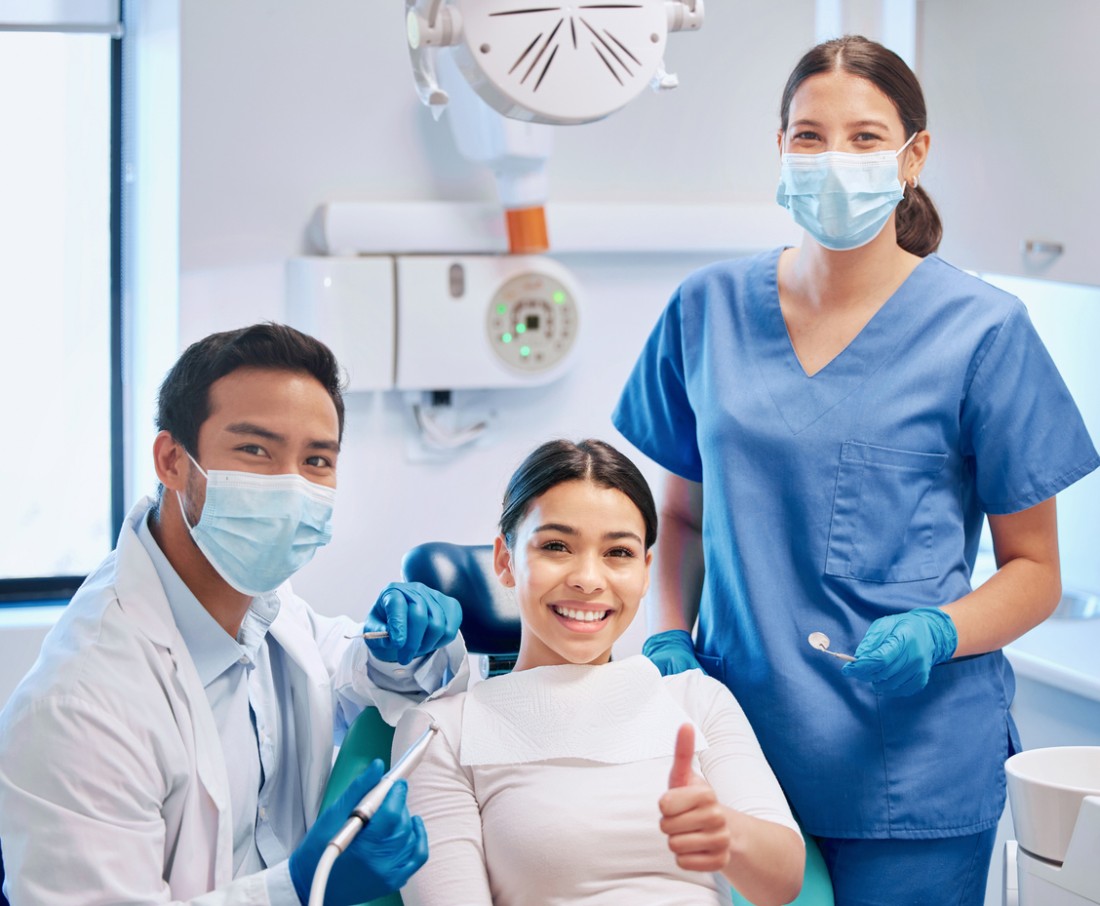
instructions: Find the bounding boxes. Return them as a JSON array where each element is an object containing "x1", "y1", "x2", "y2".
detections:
[{"x1": 460, "y1": 655, "x2": 708, "y2": 766}]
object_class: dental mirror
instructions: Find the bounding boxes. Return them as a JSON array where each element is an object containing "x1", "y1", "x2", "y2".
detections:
[{"x1": 807, "y1": 631, "x2": 856, "y2": 662}]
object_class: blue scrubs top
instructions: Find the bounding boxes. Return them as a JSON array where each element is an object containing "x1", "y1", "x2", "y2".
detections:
[{"x1": 613, "y1": 248, "x2": 1099, "y2": 839}]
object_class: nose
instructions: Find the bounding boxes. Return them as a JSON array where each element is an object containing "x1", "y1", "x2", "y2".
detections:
[{"x1": 566, "y1": 551, "x2": 605, "y2": 595}]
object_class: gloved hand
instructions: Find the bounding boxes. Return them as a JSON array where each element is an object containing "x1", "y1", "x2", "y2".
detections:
[
  {"x1": 842, "y1": 607, "x2": 958, "y2": 696},
  {"x1": 642, "y1": 629, "x2": 705, "y2": 676},
  {"x1": 288, "y1": 759, "x2": 428, "y2": 906},
  {"x1": 365, "y1": 581, "x2": 462, "y2": 666}
]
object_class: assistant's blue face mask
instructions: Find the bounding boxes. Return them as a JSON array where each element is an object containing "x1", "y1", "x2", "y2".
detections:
[
  {"x1": 177, "y1": 453, "x2": 336, "y2": 596},
  {"x1": 776, "y1": 134, "x2": 916, "y2": 251}
]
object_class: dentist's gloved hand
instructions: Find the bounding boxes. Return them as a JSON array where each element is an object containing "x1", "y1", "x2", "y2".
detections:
[
  {"x1": 643, "y1": 629, "x2": 705, "y2": 676},
  {"x1": 365, "y1": 581, "x2": 462, "y2": 666},
  {"x1": 842, "y1": 607, "x2": 958, "y2": 696},
  {"x1": 288, "y1": 759, "x2": 428, "y2": 906}
]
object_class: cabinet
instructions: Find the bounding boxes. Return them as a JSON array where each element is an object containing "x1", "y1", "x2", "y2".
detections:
[{"x1": 918, "y1": 1, "x2": 1100, "y2": 285}]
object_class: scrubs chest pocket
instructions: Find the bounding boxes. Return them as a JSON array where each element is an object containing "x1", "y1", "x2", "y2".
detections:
[{"x1": 825, "y1": 442, "x2": 947, "y2": 583}]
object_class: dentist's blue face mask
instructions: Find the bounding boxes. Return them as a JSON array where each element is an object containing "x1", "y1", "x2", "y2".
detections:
[
  {"x1": 177, "y1": 453, "x2": 336, "y2": 596},
  {"x1": 776, "y1": 133, "x2": 917, "y2": 251}
]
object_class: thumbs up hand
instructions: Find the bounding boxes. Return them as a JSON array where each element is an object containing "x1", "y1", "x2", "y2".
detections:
[{"x1": 658, "y1": 723, "x2": 732, "y2": 873}]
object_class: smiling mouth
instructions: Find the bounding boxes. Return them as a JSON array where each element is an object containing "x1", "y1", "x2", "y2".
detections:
[{"x1": 551, "y1": 604, "x2": 611, "y2": 623}]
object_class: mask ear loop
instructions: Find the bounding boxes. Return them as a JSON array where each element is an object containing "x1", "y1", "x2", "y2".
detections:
[
  {"x1": 896, "y1": 132, "x2": 920, "y2": 193},
  {"x1": 176, "y1": 450, "x2": 209, "y2": 532}
]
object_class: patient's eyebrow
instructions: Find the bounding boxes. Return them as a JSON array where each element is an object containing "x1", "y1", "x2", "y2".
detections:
[
  {"x1": 533, "y1": 523, "x2": 577, "y2": 535},
  {"x1": 533, "y1": 524, "x2": 643, "y2": 545},
  {"x1": 604, "y1": 530, "x2": 643, "y2": 544}
]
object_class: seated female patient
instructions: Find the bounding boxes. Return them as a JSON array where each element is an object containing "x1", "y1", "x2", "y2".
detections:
[{"x1": 393, "y1": 439, "x2": 804, "y2": 906}]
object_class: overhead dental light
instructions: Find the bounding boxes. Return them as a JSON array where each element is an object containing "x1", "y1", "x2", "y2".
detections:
[
  {"x1": 405, "y1": 1, "x2": 705, "y2": 253},
  {"x1": 406, "y1": 0, "x2": 704, "y2": 125}
]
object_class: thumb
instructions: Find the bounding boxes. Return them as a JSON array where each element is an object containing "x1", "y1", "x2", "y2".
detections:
[
  {"x1": 334, "y1": 758, "x2": 386, "y2": 813},
  {"x1": 383, "y1": 588, "x2": 408, "y2": 646},
  {"x1": 668, "y1": 723, "x2": 695, "y2": 789}
]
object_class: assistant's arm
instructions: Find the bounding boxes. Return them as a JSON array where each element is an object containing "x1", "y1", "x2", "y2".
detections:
[
  {"x1": 392, "y1": 706, "x2": 492, "y2": 906},
  {"x1": 845, "y1": 497, "x2": 1065, "y2": 694},
  {"x1": 944, "y1": 497, "x2": 1061, "y2": 656},
  {"x1": 650, "y1": 472, "x2": 705, "y2": 635}
]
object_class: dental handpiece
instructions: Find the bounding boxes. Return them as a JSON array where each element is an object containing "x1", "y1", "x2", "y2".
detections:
[{"x1": 327, "y1": 723, "x2": 439, "y2": 853}]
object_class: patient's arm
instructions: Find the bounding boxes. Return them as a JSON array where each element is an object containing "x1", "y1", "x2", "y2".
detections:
[
  {"x1": 392, "y1": 706, "x2": 492, "y2": 906},
  {"x1": 660, "y1": 675, "x2": 805, "y2": 906}
]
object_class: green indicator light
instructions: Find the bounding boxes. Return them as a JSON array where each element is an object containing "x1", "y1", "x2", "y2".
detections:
[
  {"x1": 553, "y1": 291, "x2": 565, "y2": 304},
  {"x1": 515, "y1": 323, "x2": 527, "y2": 334},
  {"x1": 501, "y1": 333, "x2": 513, "y2": 343},
  {"x1": 496, "y1": 303, "x2": 507, "y2": 314},
  {"x1": 520, "y1": 345, "x2": 531, "y2": 357}
]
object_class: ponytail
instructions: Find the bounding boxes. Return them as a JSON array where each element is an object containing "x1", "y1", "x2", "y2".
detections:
[{"x1": 896, "y1": 183, "x2": 942, "y2": 257}]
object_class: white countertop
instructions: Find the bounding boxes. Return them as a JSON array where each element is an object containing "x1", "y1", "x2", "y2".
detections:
[{"x1": 1005, "y1": 613, "x2": 1100, "y2": 703}]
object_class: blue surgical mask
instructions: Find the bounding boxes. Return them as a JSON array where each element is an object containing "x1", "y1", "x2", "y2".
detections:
[
  {"x1": 776, "y1": 134, "x2": 916, "y2": 250},
  {"x1": 177, "y1": 454, "x2": 336, "y2": 596}
]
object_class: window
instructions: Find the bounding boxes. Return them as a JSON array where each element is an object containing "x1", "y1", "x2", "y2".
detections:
[{"x1": 0, "y1": 31, "x2": 119, "y2": 601}]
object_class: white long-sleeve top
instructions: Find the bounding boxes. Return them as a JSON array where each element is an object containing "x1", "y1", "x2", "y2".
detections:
[{"x1": 393, "y1": 656, "x2": 799, "y2": 906}]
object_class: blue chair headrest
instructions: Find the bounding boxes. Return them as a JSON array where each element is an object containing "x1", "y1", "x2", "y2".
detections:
[{"x1": 401, "y1": 542, "x2": 521, "y2": 656}]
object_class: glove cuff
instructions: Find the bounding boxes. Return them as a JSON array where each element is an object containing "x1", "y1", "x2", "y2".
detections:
[
  {"x1": 916, "y1": 607, "x2": 958, "y2": 664},
  {"x1": 642, "y1": 628, "x2": 693, "y2": 656}
]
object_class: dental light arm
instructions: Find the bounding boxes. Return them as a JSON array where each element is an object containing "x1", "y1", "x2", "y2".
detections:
[{"x1": 404, "y1": 1, "x2": 705, "y2": 253}]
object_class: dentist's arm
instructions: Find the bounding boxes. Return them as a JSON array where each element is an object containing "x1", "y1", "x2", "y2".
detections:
[{"x1": 365, "y1": 582, "x2": 463, "y2": 666}]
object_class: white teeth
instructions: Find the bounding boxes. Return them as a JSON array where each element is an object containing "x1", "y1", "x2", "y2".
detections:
[{"x1": 552, "y1": 605, "x2": 610, "y2": 622}]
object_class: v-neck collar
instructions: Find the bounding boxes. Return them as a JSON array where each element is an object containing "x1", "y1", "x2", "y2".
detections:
[{"x1": 749, "y1": 249, "x2": 938, "y2": 434}]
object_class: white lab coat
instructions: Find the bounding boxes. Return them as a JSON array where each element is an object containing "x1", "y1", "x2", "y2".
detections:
[{"x1": 0, "y1": 498, "x2": 467, "y2": 905}]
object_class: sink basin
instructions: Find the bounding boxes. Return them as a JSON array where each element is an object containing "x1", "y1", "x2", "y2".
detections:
[{"x1": 1006, "y1": 746, "x2": 1100, "y2": 863}]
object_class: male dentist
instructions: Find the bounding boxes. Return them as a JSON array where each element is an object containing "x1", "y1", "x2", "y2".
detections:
[{"x1": 0, "y1": 323, "x2": 467, "y2": 905}]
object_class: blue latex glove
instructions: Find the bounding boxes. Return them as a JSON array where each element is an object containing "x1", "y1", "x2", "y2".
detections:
[
  {"x1": 365, "y1": 581, "x2": 462, "y2": 666},
  {"x1": 288, "y1": 759, "x2": 428, "y2": 906},
  {"x1": 642, "y1": 629, "x2": 705, "y2": 676},
  {"x1": 842, "y1": 607, "x2": 958, "y2": 696}
]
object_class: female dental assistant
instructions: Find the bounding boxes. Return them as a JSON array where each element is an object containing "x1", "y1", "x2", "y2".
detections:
[{"x1": 612, "y1": 35, "x2": 1100, "y2": 905}]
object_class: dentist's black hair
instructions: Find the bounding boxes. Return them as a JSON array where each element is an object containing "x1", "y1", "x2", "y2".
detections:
[
  {"x1": 780, "y1": 34, "x2": 943, "y2": 257},
  {"x1": 155, "y1": 322, "x2": 347, "y2": 459},
  {"x1": 499, "y1": 439, "x2": 658, "y2": 551}
]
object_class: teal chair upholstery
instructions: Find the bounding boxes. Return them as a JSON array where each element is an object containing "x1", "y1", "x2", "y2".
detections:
[
  {"x1": 731, "y1": 827, "x2": 835, "y2": 905},
  {"x1": 320, "y1": 707, "x2": 401, "y2": 906}
]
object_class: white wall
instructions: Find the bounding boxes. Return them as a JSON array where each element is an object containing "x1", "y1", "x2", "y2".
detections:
[{"x1": 170, "y1": 0, "x2": 817, "y2": 616}]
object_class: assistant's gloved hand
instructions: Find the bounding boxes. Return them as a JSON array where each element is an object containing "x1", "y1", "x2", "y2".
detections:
[
  {"x1": 288, "y1": 759, "x2": 428, "y2": 906},
  {"x1": 643, "y1": 629, "x2": 705, "y2": 676},
  {"x1": 365, "y1": 581, "x2": 462, "y2": 666},
  {"x1": 842, "y1": 607, "x2": 958, "y2": 696}
]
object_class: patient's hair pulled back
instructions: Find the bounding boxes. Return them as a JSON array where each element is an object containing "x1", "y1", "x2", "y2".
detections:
[{"x1": 500, "y1": 439, "x2": 657, "y2": 550}]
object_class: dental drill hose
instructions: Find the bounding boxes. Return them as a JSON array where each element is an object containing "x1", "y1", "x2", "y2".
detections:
[{"x1": 307, "y1": 724, "x2": 438, "y2": 906}]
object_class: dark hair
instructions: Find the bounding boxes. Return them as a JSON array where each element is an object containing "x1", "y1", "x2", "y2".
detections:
[
  {"x1": 155, "y1": 322, "x2": 346, "y2": 456},
  {"x1": 499, "y1": 439, "x2": 658, "y2": 551},
  {"x1": 780, "y1": 34, "x2": 942, "y2": 257}
]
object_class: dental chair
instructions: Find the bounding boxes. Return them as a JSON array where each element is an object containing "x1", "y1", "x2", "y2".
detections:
[
  {"x1": 322, "y1": 542, "x2": 833, "y2": 906},
  {"x1": 318, "y1": 543, "x2": 520, "y2": 906}
]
